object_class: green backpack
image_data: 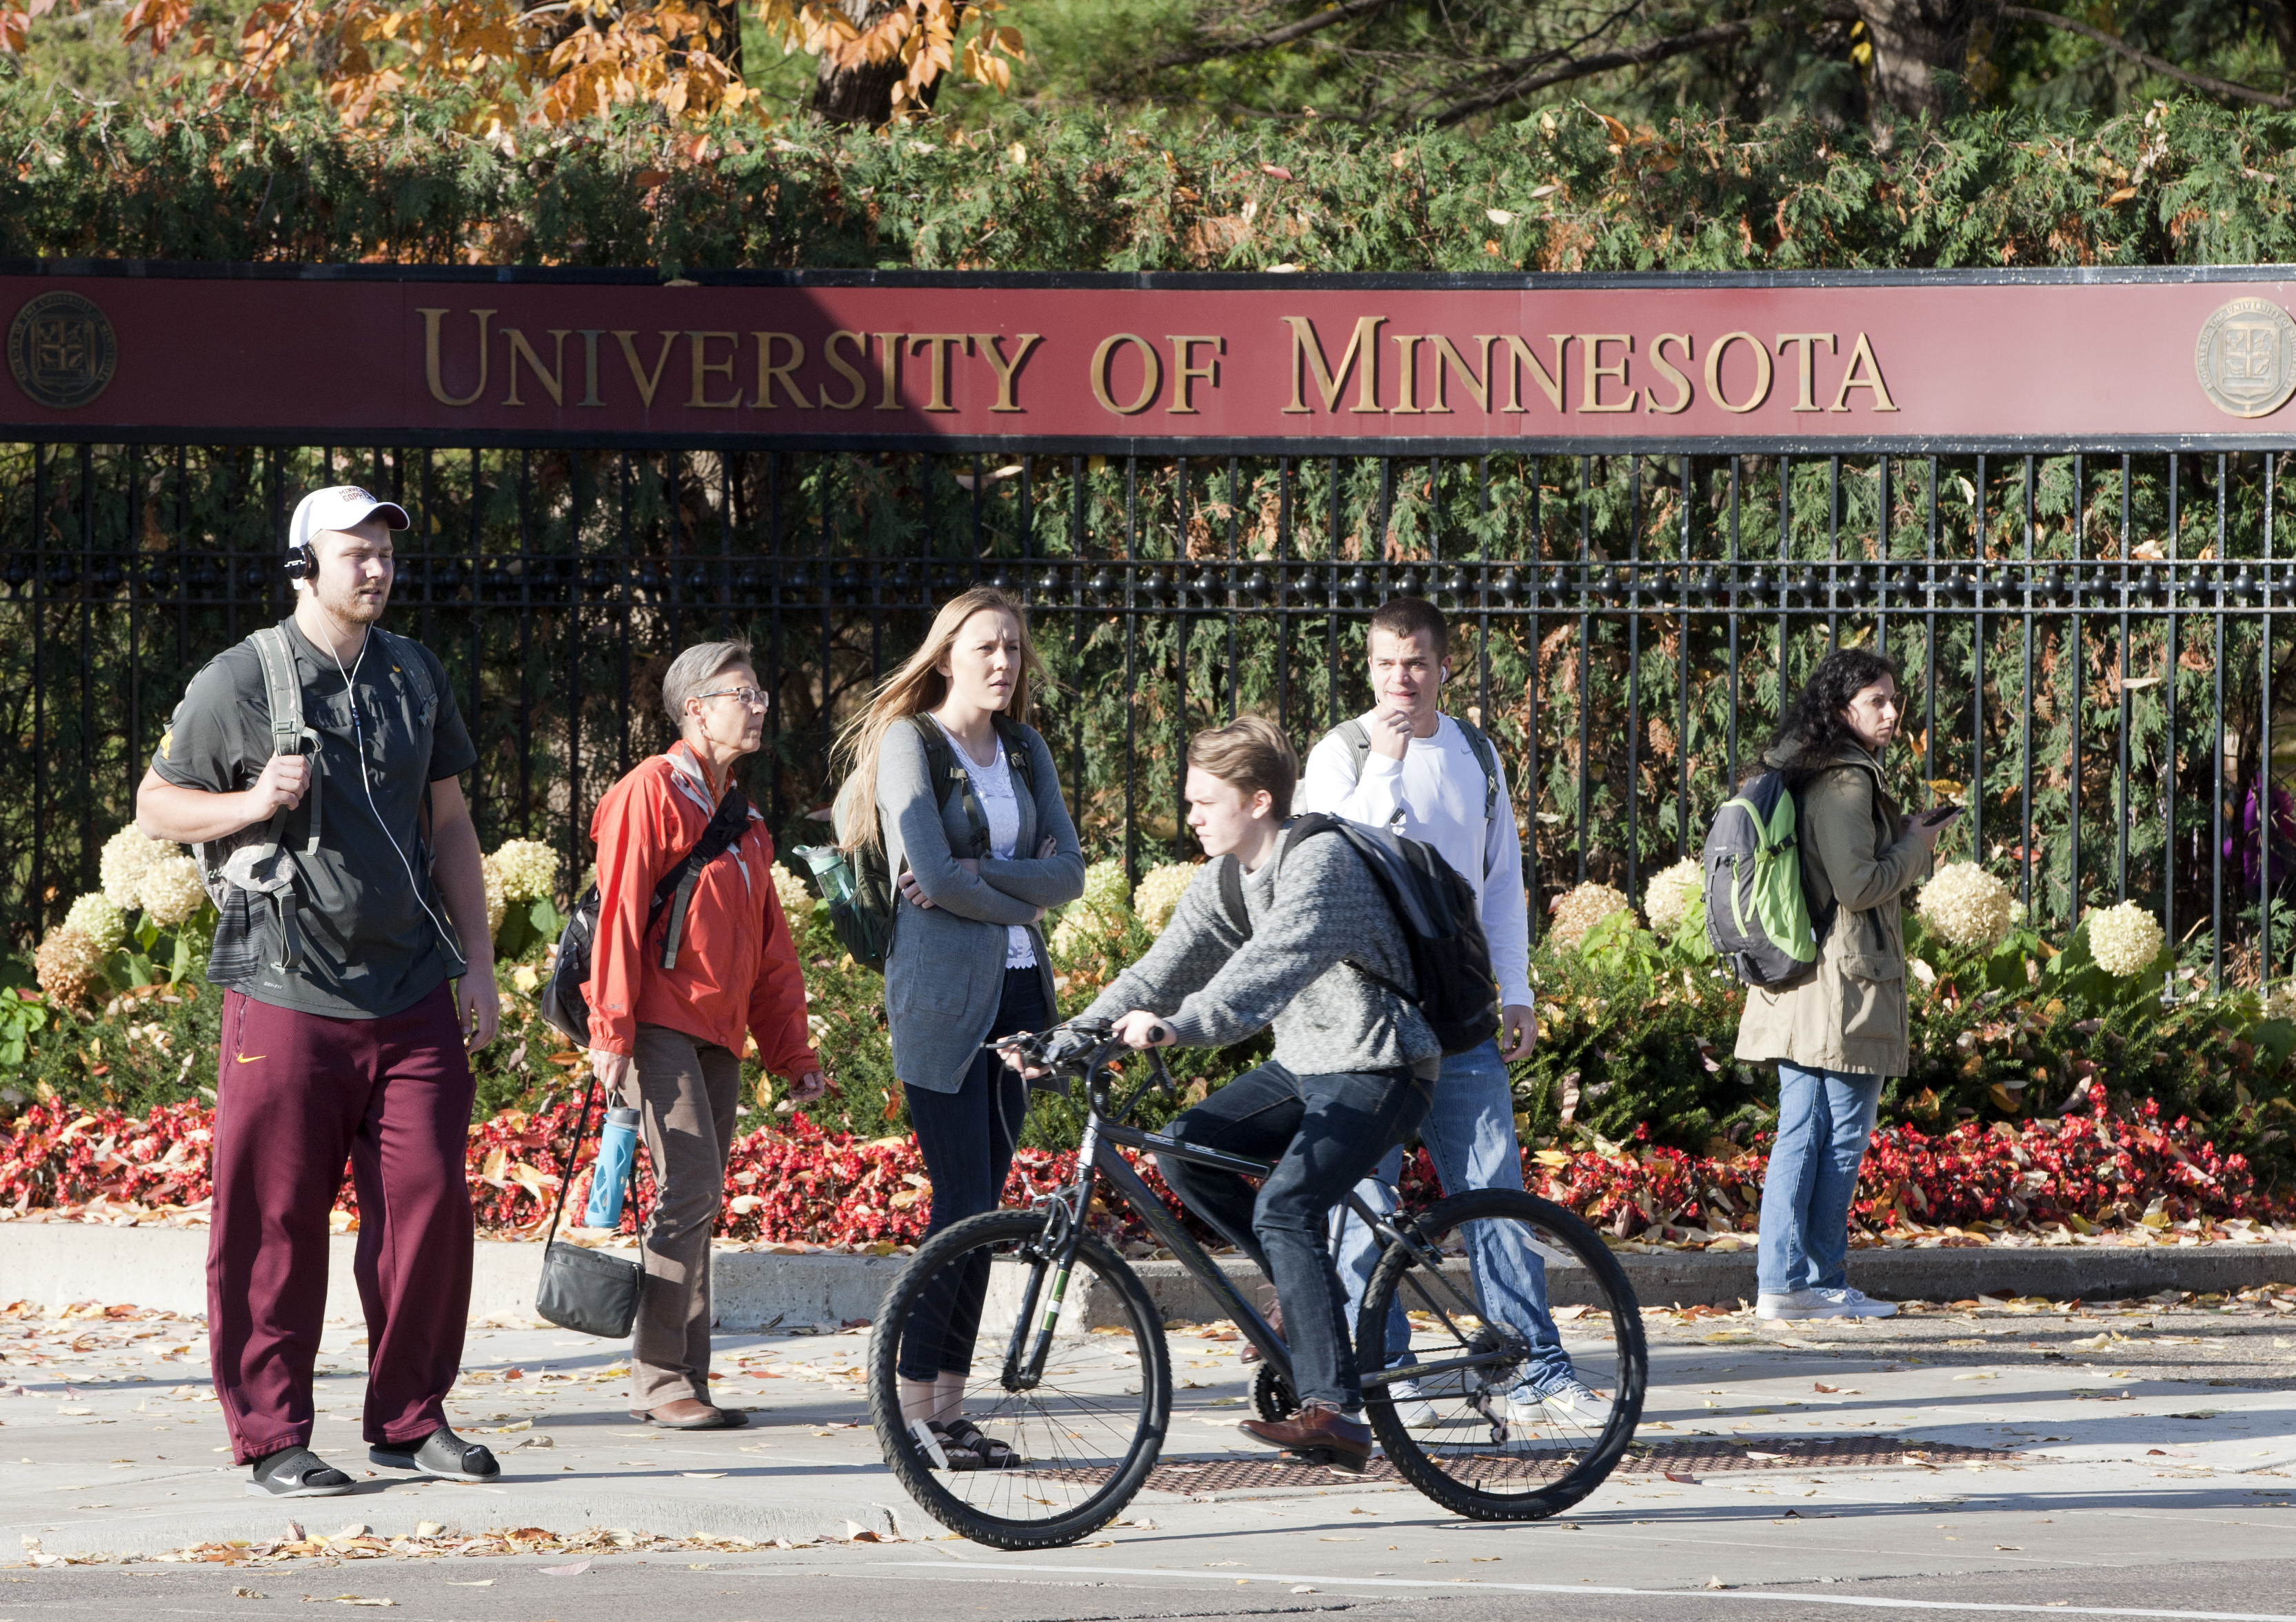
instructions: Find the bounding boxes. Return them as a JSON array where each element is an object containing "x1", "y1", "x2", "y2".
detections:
[
  {"x1": 796, "y1": 712, "x2": 1036, "y2": 974},
  {"x1": 1700, "y1": 768, "x2": 1837, "y2": 990}
]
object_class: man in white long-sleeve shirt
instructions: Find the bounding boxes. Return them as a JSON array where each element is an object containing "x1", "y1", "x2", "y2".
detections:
[{"x1": 1298, "y1": 597, "x2": 1603, "y2": 1424}]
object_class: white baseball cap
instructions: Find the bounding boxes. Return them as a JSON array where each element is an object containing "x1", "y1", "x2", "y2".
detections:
[{"x1": 289, "y1": 485, "x2": 410, "y2": 552}]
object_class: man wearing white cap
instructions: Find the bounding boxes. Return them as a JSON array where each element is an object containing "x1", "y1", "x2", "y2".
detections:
[{"x1": 137, "y1": 487, "x2": 502, "y2": 1498}]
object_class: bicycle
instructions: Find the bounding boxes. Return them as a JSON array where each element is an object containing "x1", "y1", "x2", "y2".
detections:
[{"x1": 865, "y1": 1019, "x2": 1649, "y2": 1549}]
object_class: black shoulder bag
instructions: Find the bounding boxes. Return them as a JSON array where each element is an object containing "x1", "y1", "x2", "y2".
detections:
[{"x1": 533, "y1": 1075, "x2": 647, "y2": 1338}]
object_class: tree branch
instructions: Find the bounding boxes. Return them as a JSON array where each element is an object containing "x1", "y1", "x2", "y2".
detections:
[
  {"x1": 1999, "y1": 3, "x2": 2293, "y2": 112},
  {"x1": 1427, "y1": 17, "x2": 1754, "y2": 126},
  {"x1": 1152, "y1": 0, "x2": 1397, "y2": 71}
]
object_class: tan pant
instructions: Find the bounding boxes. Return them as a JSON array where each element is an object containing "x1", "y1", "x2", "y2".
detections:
[{"x1": 625, "y1": 1023, "x2": 741, "y2": 1410}]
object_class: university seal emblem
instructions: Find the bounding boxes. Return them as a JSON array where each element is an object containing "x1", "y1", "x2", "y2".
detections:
[
  {"x1": 8, "y1": 292, "x2": 117, "y2": 411},
  {"x1": 2196, "y1": 297, "x2": 2296, "y2": 419}
]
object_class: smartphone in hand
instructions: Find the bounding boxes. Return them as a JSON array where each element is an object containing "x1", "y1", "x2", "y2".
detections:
[{"x1": 1917, "y1": 802, "x2": 1964, "y2": 828}]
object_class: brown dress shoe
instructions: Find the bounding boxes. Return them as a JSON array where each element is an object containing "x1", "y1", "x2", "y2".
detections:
[
  {"x1": 1240, "y1": 1288, "x2": 1283, "y2": 1365},
  {"x1": 630, "y1": 1399, "x2": 747, "y2": 1430},
  {"x1": 1238, "y1": 1401, "x2": 1372, "y2": 1471}
]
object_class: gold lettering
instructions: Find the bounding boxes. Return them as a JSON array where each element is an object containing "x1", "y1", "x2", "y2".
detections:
[
  {"x1": 1646, "y1": 333, "x2": 1693, "y2": 414},
  {"x1": 1430, "y1": 336, "x2": 1493, "y2": 414},
  {"x1": 501, "y1": 327, "x2": 569, "y2": 408},
  {"x1": 578, "y1": 330, "x2": 604, "y2": 408},
  {"x1": 1775, "y1": 333, "x2": 1835, "y2": 412},
  {"x1": 1390, "y1": 334, "x2": 1427, "y2": 414},
  {"x1": 973, "y1": 333, "x2": 1043, "y2": 413},
  {"x1": 907, "y1": 334, "x2": 970, "y2": 412},
  {"x1": 874, "y1": 331, "x2": 903, "y2": 410},
  {"x1": 820, "y1": 330, "x2": 868, "y2": 410},
  {"x1": 1705, "y1": 331, "x2": 1772, "y2": 413},
  {"x1": 1281, "y1": 314, "x2": 1386, "y2": 414},
  {"x1": 1829, "y1": 332, "x2": 1900, "y2": 412},
  {"x1": 751, "y1": 332, "x2": 806, "y2": 410},
  {"x1": 419, "y1": 308, "x2": 493, "y2": 408},
  {"x1": 1578, "y1": 334, "x2": 1635, "y2": 413},
  {"x1": 1167, "y1": 335, "x2": 1223, "y2": 414},
  {"x1": 1490, "y1": 334, "x2": 1567, "y2": 412},
  {"x1": 688, "y1": 330, "x2": 741, "y2": 409},
  {"x1": 612, "y1": 330, "x2": 679, "y2": 409},
  {"x1": 1090, "y1": 333, "x2": 1162, "y2": 415}
]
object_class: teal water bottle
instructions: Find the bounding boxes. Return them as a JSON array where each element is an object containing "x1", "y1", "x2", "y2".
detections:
[{"x1": 583, "y1": 1107, "x2": 641, "y2": 1228}]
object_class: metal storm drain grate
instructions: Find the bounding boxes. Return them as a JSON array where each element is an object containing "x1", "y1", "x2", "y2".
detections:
[{"x1": 1025, "y1": 1435, "x2": 2006, "y2": 1496}]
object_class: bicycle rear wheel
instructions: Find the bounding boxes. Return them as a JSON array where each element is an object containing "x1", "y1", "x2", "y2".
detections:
[
  {"x1": 1360, "y1": 1188, "x2": 1646, "y2": 1521},
  {"x1": 866, "y1": 1208, "x2": 1172, "y2": 1549}
]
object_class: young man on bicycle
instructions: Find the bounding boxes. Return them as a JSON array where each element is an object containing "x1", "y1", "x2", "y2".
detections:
[
  {"x1": 1063, "y1": 716, "x2": 1439, "y2": 1468},
  {"x1": 1296, "y1": 596, "x2": 1603, "y2": 1423}
]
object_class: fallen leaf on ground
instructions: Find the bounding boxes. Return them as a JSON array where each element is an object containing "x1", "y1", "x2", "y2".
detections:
[
  {"x1": 1665, "y1": 1472, "x2": 1698, "y2": 1484},
  {"x1": 536, "y1": 1560, "x2": 592, "y2": 1576},
  {"x1": 681, "y1": 1472, "x2": 727, "y2": 1479},
  {"x1": 232, "y1": 1587, "x2": 265, "y2": 1599}
]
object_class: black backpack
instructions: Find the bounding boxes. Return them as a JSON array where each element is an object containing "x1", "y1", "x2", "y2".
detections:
[
  {"x1": 802, "y1": 712, "x2": 1036, "y2": 974},
  {"x1": 538, "y1": 782, "x2": 755, "y2": 1044},
  {"x1": 1216, "y1": 812, "x2": 1499, "y2": 1057}
]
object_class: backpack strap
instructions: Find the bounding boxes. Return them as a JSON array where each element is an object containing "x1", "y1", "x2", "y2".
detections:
[
  {"x1": 910, "y1": 712, "x2": 994, "y2": 859},
  {"x1": 1217, "y1": 854, "x2": 1250, "y2": 937},
  {"x1": 655, "y1": 784, "x2": 754, "y2": 971},
  {"x1": 991, "y1": 713, "x2": 1036, "y2": 796},
  {"x1": 248, "y1": 625, "x2": 322, "y2": 970},
  {"x1": 1336, "y1": 718, "x2": 1373, "y2": 784},
  {"x1": 1334, "y1": 714, "x2": 1500, "y2": 822}
]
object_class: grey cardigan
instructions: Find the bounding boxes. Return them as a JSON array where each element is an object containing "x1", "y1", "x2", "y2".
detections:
[{"x1": 870, "y1": 717, "x2": 1084, "y2": 1094}]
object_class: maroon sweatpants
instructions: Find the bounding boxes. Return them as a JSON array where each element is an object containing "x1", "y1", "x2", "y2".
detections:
[{"x1": 206, "y1": 982, "x2": 476, "y2": 1464}]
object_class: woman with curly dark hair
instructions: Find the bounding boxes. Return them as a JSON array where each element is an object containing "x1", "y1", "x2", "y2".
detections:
[{"x1": 1735, "y1": 647, "x2": 1950, "y2": 1323}]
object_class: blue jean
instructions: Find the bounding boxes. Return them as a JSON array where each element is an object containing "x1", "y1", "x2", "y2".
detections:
[
  {"x1": 1156, "y1": 1061, "x2": 1433, "y2": 1412},
  {"x1": 1755, "y1": 1062, "x2": 1883, "y2": 1296},
  {"x1": 1331, "y1": 1039, "x2": 1570, "y2": 1388},
  {"x1": 898, "y1": 966, "x2": 1047, "y2": 1379}
]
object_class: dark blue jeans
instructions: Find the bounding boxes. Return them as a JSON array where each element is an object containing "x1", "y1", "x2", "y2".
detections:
[
  {"x1": 1156, "y1": 1061, "x2": 1433, "y2": 1412},
  {"x1": 898, "y1": 965, "x2": 1047, "y2": 1381}
]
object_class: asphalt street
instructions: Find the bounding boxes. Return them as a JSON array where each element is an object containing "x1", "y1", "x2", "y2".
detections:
[{"x1": 0, "y1": 1285, "x2": 2288, "y2": 1620}]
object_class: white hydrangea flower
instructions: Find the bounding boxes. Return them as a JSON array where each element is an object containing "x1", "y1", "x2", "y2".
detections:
[
  {"x1": 2263, "y1": 983, "x2": 2296, "y2": 1023},
  {"x1": 64, "y1": 892, "x2": 126, "y2": 953},
  {"x1": 1131, "y1": 861, "x2": 1200, "y2": 934},
  {"x1": 99, "y1": 823, "x2": 170, "y2": 910},
  {"x1": 490, "y1": 838, "x2": 560, "y2": 903},
  {"x1": 1051, "y1": 857, "x2": 1132, "y2": 963},
  {"x1": 2088, "y1": 900, "x2": 2165, "y2": 977},
  {"x1": 1642, "y1": 857, "x2": 1703, "y2": 935},
  {"x1": 1915, "y1": 861, "x2": 2016, "y2": 950},
  {"x1": 34, "y1": 925, "x2": 105, "y2": 1006},
  {"x1": 1550, "y1": 882, "x2": 1630, "y2": 950},
  {"x1": 480, "y1": 854, "x2": 509, "y2": 939},
  {"x1": 138, "y1": 854, "x2": 210, "y2": 925},
  {"x1": 770, "y1": 861, "x2": 813, "y2": 921}
]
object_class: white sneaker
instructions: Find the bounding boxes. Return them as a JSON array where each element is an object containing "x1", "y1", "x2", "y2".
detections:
[
  {"x1": 1507, "y1": 1374, "x2": 1611, "y2": 1428},
  {"x1": 1811, "y1": 1286, "x2": 1897, "y2": 1319},
  {"x1": 1384, "y1": 1378, "x2": 1446, "y2": 1428},
  {"x1": 1755, "y1": 1290, "x2": 1822, "y2": 1319}
]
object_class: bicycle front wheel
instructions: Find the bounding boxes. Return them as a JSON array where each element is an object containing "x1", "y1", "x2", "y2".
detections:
[
  {"x1": 866, "y1": 1208, "x2": 1172, "y2": 1549},
  {"x1": 1360, "y1": 1188, "x2": 1647, "y2": 1521}
]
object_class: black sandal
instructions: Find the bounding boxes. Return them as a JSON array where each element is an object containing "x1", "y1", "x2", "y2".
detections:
[{"x1": 939, "y1": 1416, "x2": 1025, "y2": 1470}]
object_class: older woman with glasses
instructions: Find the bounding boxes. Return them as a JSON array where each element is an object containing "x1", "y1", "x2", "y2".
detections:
[{"x1": 586, "y1": 640, "x2": 825, "y2": 1429}]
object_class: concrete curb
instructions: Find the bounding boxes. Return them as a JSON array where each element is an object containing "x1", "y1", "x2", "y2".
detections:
[{"x1": 6, "y1": 1223, "x2": 2292, "y2": 1327}]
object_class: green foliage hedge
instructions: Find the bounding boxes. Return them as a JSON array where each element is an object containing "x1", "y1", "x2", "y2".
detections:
[{"x1": 0, "y1": 84, "x2": 2293, "y2": 274}]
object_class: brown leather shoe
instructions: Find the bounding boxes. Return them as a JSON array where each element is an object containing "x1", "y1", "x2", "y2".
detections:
[
  {"x1": 630, "y1": 1399, "x2": 747, "y2": 1430},
  {"x1": 1237, "y1": 1401, "x2": 1372, "y2": 1471},
  {"x1": 1240, "y1": 1288, "x2": 1283, "y2": 1365}
]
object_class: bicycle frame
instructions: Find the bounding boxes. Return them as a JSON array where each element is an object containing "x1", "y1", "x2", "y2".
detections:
[{"x1": 996, "y1": 1042, "x2": 1531, "y2": 1399}]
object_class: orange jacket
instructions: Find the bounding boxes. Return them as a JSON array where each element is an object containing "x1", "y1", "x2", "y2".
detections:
[{"x1": 584, "y1": 742, "x2": 818, "y2": 1077}]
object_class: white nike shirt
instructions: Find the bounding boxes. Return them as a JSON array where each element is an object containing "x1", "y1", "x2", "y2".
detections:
[{"x1": 1296, "y1": 710, "x2": 1534, "y2": 1011}]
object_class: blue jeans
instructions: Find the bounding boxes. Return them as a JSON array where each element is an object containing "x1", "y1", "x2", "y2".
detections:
[
  {"x1": 1156, "y1": 1061, "x2": 1433, "y2": 1412},
  {"x1": 1755, "y1": 1062, "x2": 1882, "y2": 1296},
  {"x1": 1330, "y1": 1040, "x2": 1570, "y2": 1388},
  {"x1": 898, "y1": 966, "x2": 1046, "y2": 1379}
]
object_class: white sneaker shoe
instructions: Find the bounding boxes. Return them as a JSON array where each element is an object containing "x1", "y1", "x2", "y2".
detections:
[
  {"x1": 1811, "y1": 1286, "x2": 1897, "y2": 1319},
  {"x1": 1755, "y1": 1290, "x2": 1822, "y2": 1319},
  {"x1": 1506, "y1": 1374, "x2": 1611, "y2": 1428},
  {"x1": 1384, "y1": 1379, "x2": 1446, "y2": 1428}
]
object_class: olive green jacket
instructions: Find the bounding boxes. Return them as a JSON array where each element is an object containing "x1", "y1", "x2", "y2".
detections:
[{"x1": 1732, "y1": 745, "x2": 1928, "y2": 1077}]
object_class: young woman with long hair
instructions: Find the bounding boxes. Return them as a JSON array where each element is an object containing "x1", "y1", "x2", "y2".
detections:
[
  {"x1": 834, "y1": 587, "x2": 1084, "y2": 1468},
  {"x1": 1735, "y1": 646, "x2": 1951, "y2": 1323}
]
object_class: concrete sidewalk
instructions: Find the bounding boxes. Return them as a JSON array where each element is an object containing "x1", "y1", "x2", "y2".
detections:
[{"x1": 6, "y1": 1221, "x2": 2291, "y2": 1327}]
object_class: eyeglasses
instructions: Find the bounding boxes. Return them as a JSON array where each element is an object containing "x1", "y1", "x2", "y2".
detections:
[{"x1": 696, "y1": 685, "x2": 767, "y2": 710}]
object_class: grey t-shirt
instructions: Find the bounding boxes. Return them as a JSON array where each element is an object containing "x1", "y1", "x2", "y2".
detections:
[{"x1": 152, "y1": 617, "x2": 478, "y2": 1019}]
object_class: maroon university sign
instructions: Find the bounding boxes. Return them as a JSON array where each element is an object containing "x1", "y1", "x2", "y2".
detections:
[{"x1": 3, "y1": 266, "x2": 2295, "y2": 447}]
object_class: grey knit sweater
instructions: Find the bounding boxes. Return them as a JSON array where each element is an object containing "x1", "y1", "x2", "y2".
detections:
[{"x1": 1078, "y1": 828, "x2": 1439, "y2": 1077}]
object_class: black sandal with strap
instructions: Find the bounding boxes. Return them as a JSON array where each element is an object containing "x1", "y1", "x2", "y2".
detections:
[{"x1": 938, "y1": 1416, "x2": 1025, "y2": 1470}]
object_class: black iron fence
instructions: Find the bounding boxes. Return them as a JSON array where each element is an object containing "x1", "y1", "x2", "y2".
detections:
[{"x1": 3, "y1": 441, "x2": 2293, "y2": 985}]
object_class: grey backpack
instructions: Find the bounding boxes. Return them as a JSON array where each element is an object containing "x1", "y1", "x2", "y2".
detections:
[{"x1": 194, "y1": 624, "x2": 436, "y2": 973}]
